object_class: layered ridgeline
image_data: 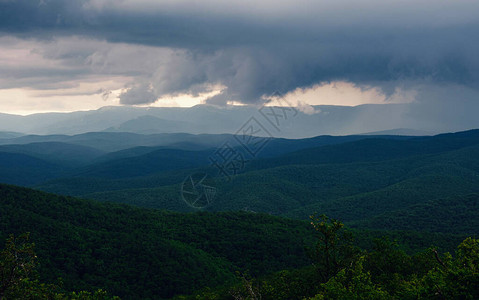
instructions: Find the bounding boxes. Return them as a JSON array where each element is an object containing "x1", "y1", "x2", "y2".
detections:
[
  {"x1": 29, "y1": 130, "x2": 479, "y2": 233},
  {"x1": 0, "y1": 104, "x2": 456, "y2": 137},
  {"x1": 0, "y1": 131, "x2": 381, "y2": 186},
  {"x1": 0, "y1": 129, "x2": 476, "y2": 224},
  {"x1": 1, "y1": 130, "x2": 479, "y2": 298},
  {"x1": 0, "y1": 129, "x2": 478, "y2": 233}
]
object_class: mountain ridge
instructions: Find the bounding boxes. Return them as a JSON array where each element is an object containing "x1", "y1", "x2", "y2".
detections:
[{"x1": 1, "y1": 103, "x2": 477, "y2": 137}]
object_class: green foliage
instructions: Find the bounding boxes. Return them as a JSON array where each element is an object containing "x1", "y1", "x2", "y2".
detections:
[
  {"x1": 35, "y1": 133, "x2": 479, "y2": 247},
  {"x1": 229, "y1": 273, "x2": 263, "y2": 300},
  {"x1": 2, "y1": 195, "x2": 477, "y2": 299},
  {"x1": 354, "y1": 193, "x2": 479, "y2": 235},
  {"x1": 364, "y1": 237, "x2": 416, "y2": 292},
  {"x1": 309, "y1": 257, "x2": 389, "y2": 300},
  {"x1": 309, "y1": 236, "x2": 479, "y2": 300},
  {"x1": 182, "y1": 228, "x2": 479, "y2": 300},
  {"x1": 304, "y1": 238, "x2": 479, "y2": 300},
  {"x1": 259, "y1": 267, "x2": 319, "y2": 300},
  {"x1": 1, "y1": 130, "x2": 479, "y2": 299},
  {"x1": 0, "y1": 184, "x2": 314, "y2": 299},
  {"x1": 0, "y1": 234, "x2": 117, "y2": 300},
  {"x1": 308, "y1": 215, "x2": 359, "y2": 282},
  {"x1": 411, "y1": 238, "x2": 479, "y2": 299},
  {"x1": 0, "y1": 233, "x2": 37, "y2": 299}
]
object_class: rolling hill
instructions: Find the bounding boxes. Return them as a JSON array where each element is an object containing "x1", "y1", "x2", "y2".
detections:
[
  {"x1": 73, "y1": 149, "x2": 213, "y2": 179},
  {"x1": 0, "y1": 142, "x2": 105, "y2": 166},
  {"x1": 353, "y1": 193, "x2": 479, "y2": 234},
  {"x1": 0, "y1": 128, "x2": 476, "y2": 237},
  {"x1": 0, "y1": 183, "x2": 315, "y2": 299},
  {"x1": 32, "y1": 130, "x2": 479, "y2": 240},
  {"x1": 0, "y1": 152, "x2": 67, "y2": 185},
  {"x1": 247, "y1": 129, "x2": 479, "y2": 171},
  {"x1": 2, "y1": 129, "x2": 479, "y2": 298}
]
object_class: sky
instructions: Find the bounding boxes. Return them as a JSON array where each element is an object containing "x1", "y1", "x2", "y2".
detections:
[{"x1": 0, "y1": 0, "x2": 478, "y2": 115}]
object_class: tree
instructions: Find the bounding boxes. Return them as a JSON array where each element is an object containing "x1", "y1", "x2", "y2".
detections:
[
  {"x1": 0, "y1": 233, "x2": 37, "y2": 299},
  {"x1": 0, "y1": 233, "x2": 119, "y2": 300},
  {"x1": 308, "y1": 214, "x2": 359, "y2": 282},
  {"x1": 229, "y1": 272, "x2": 262, "y2": 300},
  {"x1": 365, "y1": 237, "x2": 415, "y2": 294},
  {"x1": 308, "y1": 257, "x2": 390, "y2": 300},
  {"x1": 417, "y1": 237, "x2": 479, "y2": 299}
]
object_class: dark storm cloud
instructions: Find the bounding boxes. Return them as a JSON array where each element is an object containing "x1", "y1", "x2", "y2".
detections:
[
  {"x1": 119, "y1": 83, "x2": 157, "y2": 105},
  {"x1": 0, "y1": 0, "x2": 83, "y2": 32},
  {"x1": 1, "y1": 0, "x2": 479, "y2": 105}
]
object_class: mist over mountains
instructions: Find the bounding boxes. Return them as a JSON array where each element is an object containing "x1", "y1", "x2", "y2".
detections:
[
  {"x1": 0, "y1": 112, "x2": 478, "y2": 298},
  {"x1": 1, "y1": 102, "x2": 478, "y2": 137},
  {"x1": 2, "y1": 0, "x2": 479, "y2": 298}
]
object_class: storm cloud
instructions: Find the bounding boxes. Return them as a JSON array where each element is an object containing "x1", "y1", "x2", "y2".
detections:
[{"x1": 1, "y1": 0, "x2": 479, "y2": 106}]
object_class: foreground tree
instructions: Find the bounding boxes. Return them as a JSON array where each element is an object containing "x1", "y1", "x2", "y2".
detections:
[
  {"x1": 308, "y1": 214, "x2": 359, "y2": 282},
  {"x1": 0, "y1": 233, "x2": 39, "y2": 299},
  {"x1": 410, "y1": 237, "x2": 479, "y2": 299},
  {"x1": 308, "y1": 257, "x2": 389, "y2": 300},
  {"x1": 181, "y1": 217, "x2": 479, "y2": 300},
  {"x1": 0, "y1": 233, "x2": 118, "y2": 300}
]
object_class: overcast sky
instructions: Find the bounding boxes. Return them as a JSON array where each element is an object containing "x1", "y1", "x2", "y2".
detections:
[{"x1": 0, "y1": 0, "x2": 478, "y2": 114}]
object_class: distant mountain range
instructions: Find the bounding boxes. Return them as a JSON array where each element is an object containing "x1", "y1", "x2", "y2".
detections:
[
  {"x1": 0, "y1": 127, "x2": 477, "y2": 225},
  {"x1": 359, "y1": 128, "x2": 434, "y2": 136},
  {"x1": 0, "y1": 131, "x2": 401, "y2": 185},
  {"x1": 1, "y1": 127, "x2": 478, "y2": 298},
  {"x1": 1, "y1": 103, "x2": 478, "y2": 137}
]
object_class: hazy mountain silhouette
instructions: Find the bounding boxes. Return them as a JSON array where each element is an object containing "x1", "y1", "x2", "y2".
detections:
[{"x1": 0, "y1": 103, "x2": 477, "y2": 137}]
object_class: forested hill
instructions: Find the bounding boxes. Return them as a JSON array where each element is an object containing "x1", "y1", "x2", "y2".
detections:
[
  {"x1": 32, "y1": 130, "x2": 479, "y2": 235},
  {"x1": 0, "y1": 183, "x2": 315, "y2": 299},
  {"x1": 1, "y1": 130, "x2": 479, "y2": 298},
  {"x1": 0, "y1": 184, "x2": 477, "y2": 298},
  {"x1": 247, "y1": 129, "x2": 479, "y2": 170},
  {"x1": 0, "y1": 183, "x2": 477, "y2": 299}
]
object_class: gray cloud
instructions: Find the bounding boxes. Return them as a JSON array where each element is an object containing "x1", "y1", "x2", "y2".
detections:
[
  {"x1": 1, "y1": 0, "x2": 479, "y2": 105},
  {"x1": 119, "y1": 83, "x2": 157, "y2": 105}
]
